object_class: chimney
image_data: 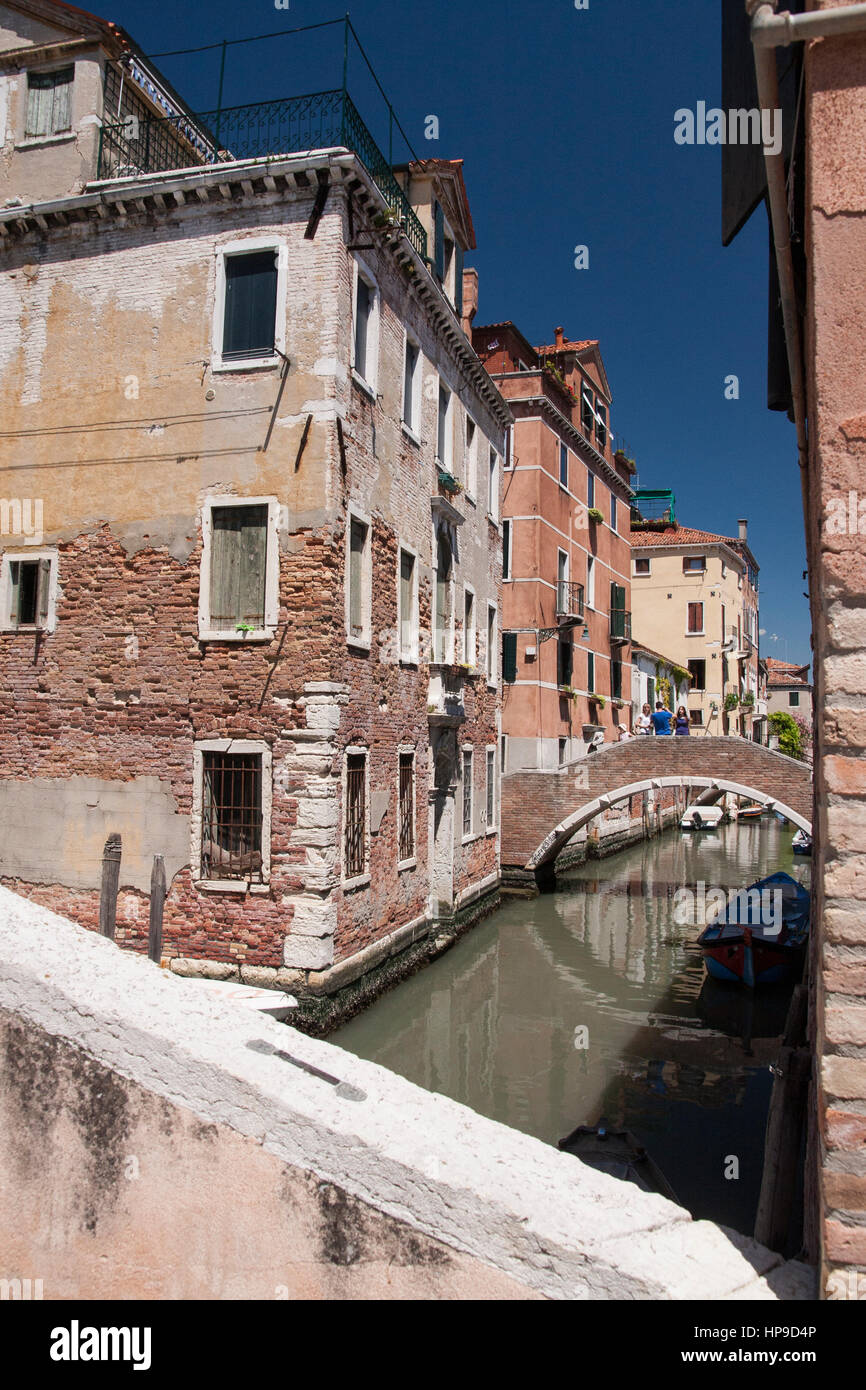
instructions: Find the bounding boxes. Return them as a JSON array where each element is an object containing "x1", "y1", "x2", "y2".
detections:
[
  {"x1": 461, "y1": 267, "x2": 479, "y2": 339},
  {"x1": 738, "y1": 518, "x2": 748, "y2": 542},
  {"x1": 555, "y1": 326, "x2": 564, "y2": 349}
]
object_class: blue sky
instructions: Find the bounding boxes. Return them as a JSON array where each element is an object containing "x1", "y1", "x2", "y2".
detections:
[{"x1": 114, "y1": 0, "x2": 812, "y2": 668}]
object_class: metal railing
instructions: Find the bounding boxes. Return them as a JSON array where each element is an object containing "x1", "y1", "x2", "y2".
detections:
[
  {"x1": 610, "y1": 608, "x2": 632, "y2": 643},
  {"x1": 555, "y1": 581, "x2": 585, "y2": 620},
  {"x1": 97, "y1": 87, "x2": 427, "y2": 259}
]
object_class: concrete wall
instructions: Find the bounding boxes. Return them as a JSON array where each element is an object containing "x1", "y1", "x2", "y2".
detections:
[
  {"x1": 804, "y1": 7, "x2": 866, "y2": 1298},
  {"x1": 0, "y1": 885, "x2": 814, "y2": 1300}
]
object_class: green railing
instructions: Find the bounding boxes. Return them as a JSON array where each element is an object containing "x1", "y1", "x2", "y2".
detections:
[
  {"x1": 97, "y1": 87, "x2": 427, "y2": 259},
  {"x1": 610, "y1": 609, "x2": 632, "y2": 643}
]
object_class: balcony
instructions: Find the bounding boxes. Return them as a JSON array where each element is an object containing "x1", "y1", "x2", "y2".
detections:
[
  {"x1": 610, "y1": 609, "x2": 632, "y2": 644},
  {"x1": 96, "y1": 88, "x2": 427, "y2": 259},
  {"x1": 555, "y1": 581, "x2": 585, "y2": 624},
  {"x1": 427, "y1": 666, "x2": 466, "y2": 728}
]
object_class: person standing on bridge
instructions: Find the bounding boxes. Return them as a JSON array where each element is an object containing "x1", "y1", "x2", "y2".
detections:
[
  {"x1": 674, "y1": 705, "x2": 691, "y2": 736},
  {"x1": 637, "y1": 703, "x2": 653, "y2": 735},
  {"x1": 651, "y1": 701, "x2": 674, "y2": 736}
]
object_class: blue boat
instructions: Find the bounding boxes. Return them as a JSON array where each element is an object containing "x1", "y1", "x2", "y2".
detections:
[{"x1": 697, "y1": 872, "x2": 810, "y2": 987}]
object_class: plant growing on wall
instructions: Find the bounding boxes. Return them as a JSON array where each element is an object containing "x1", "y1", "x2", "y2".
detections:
[
  {"x1": 558, "y1": 684, "x2": 578, "y2": 700},
  {"x1": 768, "y1": 710, "x2": 804, "y2": 760},
  {"x1": 588, "y1": 692, "x2": 606, "y2": 708},
  {"x1": 724, "y1": 692, "x2": 740, "y2": 712},
  {"x1": 587, "y1": 507, "x2": 604, "y2": 524},
  {"x1": 740, "y1": 691, "x2": 756, "y2": 708},
  {"x1": 656, "y1": 675, "x2": 672, "y2": 710}
]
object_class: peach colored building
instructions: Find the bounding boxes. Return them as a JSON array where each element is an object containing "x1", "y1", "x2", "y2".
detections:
[{"x1": 474, "y1": 324, "x2": 634, "y2": 770}]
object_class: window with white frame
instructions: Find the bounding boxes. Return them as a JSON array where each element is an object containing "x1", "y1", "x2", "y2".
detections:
[
  {"x1": 586, "y1": 554, "x2": 595, "y2": 609},
  {"x1": 503, "y1": 424, "x2": 514, "y2": 469},
  {"x1": 199, "y1": 498, "x2": 279, "y2": 642},
  {"x1": 595, "y1": 400, "x2": 608, "y2": 450},
  {"x1": 463, "y1": 585, "x2": 476, "y2": 666},
  {"x1": 0, "y1": 550, "x2": 57, "y2": 632},
  {"x1": 352, "y1": 261, "x2": 379, "y2": 391},
  {"x1": 557, "y1": 549, "x2": 569, "y2": 613},
  {"x1": 344, "y1": 748, "x2": 368, "y2": 881},
  {"x1": 633, "y1": 556, "x2": 651, "y2": 576},
  {"x1": 488, "y1": 446, "x2": 500, "y2": 522},
  {"x1": 462, "y1": 748, "x2": 473, "y2": 838},
  {"x1": 437, "y1": 384, "x2": 453, "y2": 470},
  {"x1": 213, "y1": 240, "x2": 286, "y2": 370},
  {"x1": 193, "y1": 739, "x2": 272, "y2": 886},
  {"x1": 403, "y1": 335, "x2": 421, "y2": 435},
  {"x1": 502, "y1": 519, "x2": 511, "y2": 580},
  {"x1": 465, "y1": 416, "x2": 478, "y2": 498},
  {"x1": 398, "y1": 546, "x2": 419, "y2": 664},
  {"x1": 398, "y1": 749, "x2": 415, "y2": 865},
  {"x1": 486, "y1": 604, "x2": 497, "y2": 684},
  {"x1": 433, "y1": 527, "x2": 454, "y2": 663},
  {"x1": 559, "y1": 442, "x2": 569, "y2": 488},
  {"x1": 486, "y1": 747, "x2": 496, "y2": 832},
  {"x1": 346, "y1": 512, "x2": 372, "y2": 647},
  {"x1": 25, "y1": 67, "x2": 73, "y2": 139}
]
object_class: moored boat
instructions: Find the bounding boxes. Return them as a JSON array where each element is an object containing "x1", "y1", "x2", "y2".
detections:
[
  {"x1": 792, "y1": 829, "x2": 812, "y2": 856},
  {"x1": 680, "y1": 804, "x2": 724, "y2": 831},
  {"x1": 697, "y1": 871, "x2": 810, "y2": 987},
  {"x1": 558, "y1": 1123, "x2": 679, "y2": 1203},
  {"x1": 737, "y1": 804, "x2": 764, "y2": 822}
]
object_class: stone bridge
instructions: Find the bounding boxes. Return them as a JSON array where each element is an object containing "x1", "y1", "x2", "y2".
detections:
[{"x1": 501, "y1": 738, "x2": 813, "y2": 882}]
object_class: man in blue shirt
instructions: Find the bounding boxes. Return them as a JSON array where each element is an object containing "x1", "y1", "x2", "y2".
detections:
[{"x1": 651, "y1": 701, "x2": 674, "y2": 736}]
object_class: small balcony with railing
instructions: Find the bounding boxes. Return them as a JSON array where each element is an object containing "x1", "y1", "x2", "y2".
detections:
[
  {"x1": 610, "y1": 608, "x2": 632, "y2": 644},
  {"x1": 555, "y1": 581, "x2": 585, "y2": 626}
]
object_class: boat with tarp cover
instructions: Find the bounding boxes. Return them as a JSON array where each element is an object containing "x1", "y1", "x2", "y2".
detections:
[{"x1": 697, "y1": 871, "x2": 810, "y2": 987}]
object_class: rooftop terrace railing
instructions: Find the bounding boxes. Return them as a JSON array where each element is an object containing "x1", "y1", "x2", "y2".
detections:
[{"x1": 97, "y1": 87, "x2": 428, "y2": 260}]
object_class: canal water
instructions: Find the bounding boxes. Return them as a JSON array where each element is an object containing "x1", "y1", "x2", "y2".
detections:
[{"x1": 336, "y1": 818, "x2": 811, "y2": 1237}]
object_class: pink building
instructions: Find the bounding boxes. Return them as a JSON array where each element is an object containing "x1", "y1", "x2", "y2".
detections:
[{"x1": 473, "y1": 324, "x2": 635, "y2": 770}]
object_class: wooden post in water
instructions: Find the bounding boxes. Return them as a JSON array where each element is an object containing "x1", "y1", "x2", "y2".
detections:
[
  {"x1": 148, "y1": 854, "x2": 166, "y2": 964},
  {"x1": 98, "y1": 833, "x2": 122, "y2": 939}
]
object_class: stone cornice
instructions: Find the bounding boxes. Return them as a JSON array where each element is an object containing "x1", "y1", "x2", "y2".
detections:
[{"x1": 510, "y1": 394, "x2": 634, "y2": 500}]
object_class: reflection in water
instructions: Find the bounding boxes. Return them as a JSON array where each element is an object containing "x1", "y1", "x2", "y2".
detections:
[{"x1": 336, "y1": 820, "x2": 810, "y2": 1235}]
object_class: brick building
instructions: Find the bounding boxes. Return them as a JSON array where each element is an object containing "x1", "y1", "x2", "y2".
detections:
[
  {"x1": 473, "y1": 322, "x2": 635, "y2": 769},
  {"x1": 0, "y1": 0, "x2": 510, "y2": 1013}
]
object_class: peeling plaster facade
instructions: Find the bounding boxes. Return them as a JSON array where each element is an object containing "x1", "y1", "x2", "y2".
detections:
[{"x1": 0, "y1": 0, "x2": 509, "y2": 1015}]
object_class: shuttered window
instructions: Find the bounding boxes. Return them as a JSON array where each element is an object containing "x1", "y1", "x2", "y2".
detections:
[
  {"x1": 403, "y1": 339, "x2": 419, "y2": 428},
  {"x1": 399, "y1": 548, "x2": 415, "y2": 661},
  {"x1": 502, "y1": 519, "x2": 511, "y2": 580},
  {"x1": 487, "y1": 606, "x2": 497, "y2": 682},
  {"x1": 209, "y1": 505, "x2": 268, "y2": 632},
  {"x1": 9, "y1": 557, "x2": 51, "y2": 629},
  {"x1": 434, "y1": 531, "x2": 452, "y2": 663},
  {"x1": 222, "y1": 251, "x2": 278, "y2": 360},
  {"x1": 25, "y1": 67, "x2": 73, "y2": 138},
  {"x1": 587, "y1": 651, "x2": 595, "y2": 692},
  {"x1": 502, "y1": 631, "x2": 518, "y2": 684},
  {"x1": 349, "y1": 517, "x2": 368, "y2": 639},
  {"x1": 687, "y1": 602, "x2": 704, "y2": 633},
  {"x1": 612, "y1": 660, "x2": 623, "y2": 700}
]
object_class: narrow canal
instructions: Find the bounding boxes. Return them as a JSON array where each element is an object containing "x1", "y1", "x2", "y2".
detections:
[{"x1": 336, "y1": 819, "x2": 811, "y2": 1238}]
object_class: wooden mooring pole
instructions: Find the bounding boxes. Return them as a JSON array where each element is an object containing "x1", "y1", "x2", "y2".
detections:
[
  {"x1": 98, "y1": 833, "x2": 122, "y2": 939},
  {"x1": 148, "y1": 855, "x2": 166, "y2": 964},
  {"x1": 754, "y1": 983, "x2": 811, "y2": 1252}
]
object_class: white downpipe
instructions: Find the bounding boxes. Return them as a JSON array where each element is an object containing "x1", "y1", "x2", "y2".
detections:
[{"x1": 752, "y1": 1, "x2": 866, "y2": 47}]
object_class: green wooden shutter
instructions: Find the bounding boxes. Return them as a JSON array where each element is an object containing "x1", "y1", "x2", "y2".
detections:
[
  {"x1": 502, "y1": 631, "x2": 518, "y2": 684},
  {"x1": 210, "y1": 505, "x2": 267, "y2": 630},
  {"x1": 223, "y1": 251, "x2": 278, "y2": 359},
  {"x1": 454, "y1": 245, "x2": 464, "y2": 316},
  {"x1": 433, "y1": 200, "x2": 445, "y2": 281},
  {"x1": 37, "y1": 558, "x2": 51, "y2": 626},
  {"x1": 238, "y1": 509, "x2": 267, "y2": 627},
  {"x1": 8, "y1": 561, "x2": 20, "y2": 627},
  {"x1": 587, "y1": 650, "x2": 595, "y2": 692},
  {"x1": 26, "y1": 75, "x2": 52, "y2": 137}
]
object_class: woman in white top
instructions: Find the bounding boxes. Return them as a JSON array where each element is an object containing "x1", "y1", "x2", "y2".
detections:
[{"x1": 636, "y1": 703, "x2": 653, "y2": 735}]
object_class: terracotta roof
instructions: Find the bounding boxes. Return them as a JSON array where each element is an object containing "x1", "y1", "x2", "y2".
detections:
[
  {"x1": 630, "y1": 525, "x2": 736, "y2": 548},
  {"x1": 765, "y1": 658, "x2": 810, "y2": 686},
  {"x1": 535, "y1": 338, "x2": 598, "y2": 354}
]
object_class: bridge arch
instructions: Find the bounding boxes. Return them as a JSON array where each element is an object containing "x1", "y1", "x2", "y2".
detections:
[{"x1": 525, "y1": 775, "x2": 812, "y2": 872}]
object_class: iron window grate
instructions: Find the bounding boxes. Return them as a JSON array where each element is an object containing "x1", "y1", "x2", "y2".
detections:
[
  {"x1": 399, "y1": 753, "x2": 414, "y2": 861},
  {"x1": 201, "y1": 752, "x2": 263, "y2": 881},
  {"x1": 345, "y1": 754, "x2": 366, "y2": 877}
]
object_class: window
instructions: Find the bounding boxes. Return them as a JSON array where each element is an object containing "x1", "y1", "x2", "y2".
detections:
[
  {"x1": 558, "y1": 738, "x2": 568, "y2": 766},
  {"x1": 581, "y1": 384, "x2": 595, "y2": 439},
  {"x1": 222, "y1": 250, "x2": 278, "y2": 361},
  {"x1": 557, "y1": 636, "x2": 573, "y2": 688},
  {"x1": 193, "y1": 739, "x2": 272, "y2": 887},
  {"x1": 502, "y1": 519, "x2": 511, "y2": 580},
  {"x1": 557, "y1": 549, "x2": 569, "y2": 612},
  {"x1": 647, "y1": 675, "x2": 655, "y2": 707},
  {"x1": 354, "y1": 273, "x2": 376, "y2": 385},
  {"x1": 398, "y1": 547, "x2": 418, "y2": 663},
  {"x1": 595, "y1": 401, "x2": 607, "y2": 450},
  {"x1": 25, "y1": 67, "x2": 73, "y2": 139},
  {"x1": 687, "y1": 601, "x2": 704, "y2": 634},
  {"x1": 398, "y1": 751, "x2": 415, "y2": 864},
  {"x1": 488, "y1": 447, "x2": 500, "y2": 522},
  {"x1": 587, "y1": 472, "x2": 595, "y2": 508},
  {"x1": 500, "y1": 735, "x2": 508, "y2": 772},
  {"x1": 688, "y1": 659, "x2": 706, "y2": 691},
  {"x1": 502, "y1": 630, "x2": 518, "y2": 684},
  {"x1": 486, "y1": 748, "x2": 496, "y2": 830},
  {"x1": 465, "y1": 417, "x2": 478, "y2": 497},
  {"x1": 690, "y1": 708, "x2": 704, "y2": 727},
  {"x1": 437, "y1": 385, "x2": 452, "y2": 469},
  {"x1": 462, "y1": 749, "x2": 473, "y2": 838},
  {"x1": 683, "y1": 555, "x2": 706, "y2": 573},
  {"x1": 586, "y1": 554, "x2": 595, "y2": 608},
  {"x1": 610, "y1": 494, "x2": 617, "y2": 533},
  {"x1": 347, "y1": 513, "x2": 372, "y2": 647},
  {"x1": 587, "y1": 651, "x2": 595, "y2": 692},
  {"x1": 463, "y1": 586, "x2": 476, "y2": 666},
  {"x1": 504, "y1": 425, "x2": 514, "y2": 469},
  {"x1": 214, "y1": 238, "x2": 286, "y2": 370},
  {"x1": 199, "y1": 498, "x2": 279, "y2": 641},
  {"x1": 344, "y1": 751, "x2": 367, "y2": 880},
  {"x1": 2, "y1": 553, "x2": 54, "y2": 631},
  {"x1": 487, "y1": 604, "x2": 497, "y2": 684},
  {"x1": 559, "y1": 442, "x2": 569, "y2": 488},
  {"x1": 434, "y1": 528, "x2": 454, "y2": 663},
  {"x1": 633, "y1": 557, "x2": 651, "y2": 575},
  {"x1": 789, "y1": 691, "x2": 800, "y2": 708},
  {"x1": 611, "y1": 659, "x2": 623, "y2": 700},
  {"x1": 403, "y1": 337, "x2": 421, "y2": 434}
]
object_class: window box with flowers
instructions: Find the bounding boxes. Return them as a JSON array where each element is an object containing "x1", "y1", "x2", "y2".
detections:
[
  {"x1": 587, "y1": 507, "x2": 604, "y2": 525},
  {"x1": 437, "y1": 471, "x2": 462, "y2": 497}
]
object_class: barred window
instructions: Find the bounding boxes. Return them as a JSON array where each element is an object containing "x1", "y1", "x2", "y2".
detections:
[
  {"x1": 201, "y1": 752, "x2": 263, "y2": 881},
  {"x1": 398, "y1": 753, "x2": 415, "y2": 863},
  {"x1": 462, "y1": 749, "x2": 473, "y2": 837},
  {"x1": 486, "y1": 749, "x2": 495, "y2": 828},
  {"x1": 345, "y1": 752, "x2": 366, "y2": 878}
]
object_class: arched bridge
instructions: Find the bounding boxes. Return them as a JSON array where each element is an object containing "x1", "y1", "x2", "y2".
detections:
[{"x1": 501, "y1": 738, "x2": 812, "y2": 883}]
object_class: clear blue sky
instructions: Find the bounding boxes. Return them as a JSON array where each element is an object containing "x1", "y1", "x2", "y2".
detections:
[{"x1": 114, "y1": 0, "x2": 812, "y2": 668}]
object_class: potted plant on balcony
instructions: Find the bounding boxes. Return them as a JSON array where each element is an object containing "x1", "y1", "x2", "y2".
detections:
[
  {"x1": 588, "y1": 692, "x2": 606, "y2": 715},
  {"x1": 558, "y1": 684, "x2": 578, "y2": 701},
  {"x1": 458, "y1": 661, "x2": 477, "y2": 677},
  {"x1": 740, "y1": 691, "x2": 756, "y2": 710},
  {"x1": 437, "y1": 470, "x2": 462, "y2": 496},
  {"x1": 724, "y1": 692, "x2": 740, "y2": 713},
  {"x1": 587, "y1": 507, "x2": 604, "y2": 525}
]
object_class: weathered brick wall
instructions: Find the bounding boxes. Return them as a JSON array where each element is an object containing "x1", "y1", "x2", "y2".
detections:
[{"x1": 501, "y1": 737, "x2": 812, "y2": 869}]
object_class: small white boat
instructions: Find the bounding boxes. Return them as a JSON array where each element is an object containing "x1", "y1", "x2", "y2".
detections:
[
  {"x1": 792, "y1": 829, "x2": 812, "y2": 856},
  {"x1": 680, "y1": 804, "x2": 725, "y2": 831}
]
